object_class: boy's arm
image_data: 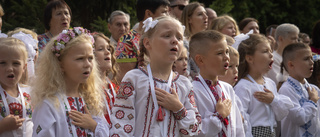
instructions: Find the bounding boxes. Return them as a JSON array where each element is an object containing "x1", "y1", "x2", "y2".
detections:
[
  {"x1": 110, "y1": 81, "x2": 136, "y2": 137},
  {"x1": 279, "y1": 87, "x2": 318, "y2": 125}
]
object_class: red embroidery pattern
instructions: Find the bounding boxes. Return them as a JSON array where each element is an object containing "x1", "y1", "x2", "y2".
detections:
[
  {"x1": 114, "y1": 104, "x2": 134, "y2": 109},
  {"x1": 191, "y1": 124, "x2": 198, "y2": 132},
  {"x1": 127, "y1": 113, "x2": 134, "y2": 120},
  {"x1": 196, "y1": 115, "x2": 202, "y2": 124},
  {"x1": 123, "y1": 124, "x2": 133, "y2": 133},
  {"x1": 111, "y1": 134, "x2": 120, "y2": 137},
  {"x1": 180, "y1": 129, "x2": 189, "y2": 135},
  {"x1": 9, "y1": 102, "x2": 23, "y2": 118},
  {"x1": 115, "y1": 123, "x2": 121, "y2": 129},
  {"x1": 173, "y1": 107, "x2": 187, "y2": 120},
  {"x1": 188, "y1": 90, "x2": 197, "y2": 108},
  {"x1": 115, "y1": 110, "x2": 125, "y2": 119},
  {"x1": 116, "y1": 82, "x2": 134, "y2": 99}
]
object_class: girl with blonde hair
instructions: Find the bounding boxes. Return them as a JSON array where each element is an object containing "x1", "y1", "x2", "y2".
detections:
[
  {"x1": 31, "y1": 27, "x2": 109, "y2": 136},
  {"x1": 210, "y1": 15, "x2": 240, "y2": 38},
  {"x1": 0, "y1": 37, "x2": 33, "y2": 137}
]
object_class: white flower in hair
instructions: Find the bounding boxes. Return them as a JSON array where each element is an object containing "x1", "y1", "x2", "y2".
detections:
[
  {"x1": 62, "y1": 30, "x2": 68, "y2": 34},
  {"x1": 12, "y1": 32, "x2": 38, "y2": 58},
  {"x1": 74, "y1": 27, "x2": 82, "y2": 35},
  {"x1": 142, "y1": 17, "x2": 159, "y2": 32},
  {"x1": 56, "y1": 43, "x2": 65, "y2": 50},
  {"x1": 0, "y1": 30, "x2": 8, "y2": 38},
  {"x1": 232, "y1": 29, "x2": 254, "y2": 50}
]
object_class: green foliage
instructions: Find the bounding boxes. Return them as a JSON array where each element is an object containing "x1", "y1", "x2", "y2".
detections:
[
  {"x1": 90, "y1": 16, "x2": 109, "y2": 35},
  {"x1": 209, "y1": 0, "x2": 234, "y2": 15}
]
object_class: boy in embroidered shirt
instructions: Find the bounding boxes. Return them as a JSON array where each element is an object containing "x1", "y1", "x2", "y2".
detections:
[
  {"x1": 279, "y1": 43, "x2": 320, "y2": 137},
  {"x1": 189, "y1": 30, "x2": 245, "y2": 137}
]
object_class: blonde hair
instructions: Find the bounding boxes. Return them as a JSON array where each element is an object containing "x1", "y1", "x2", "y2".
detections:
[
  {"x1": 93, "y1": 33, "x2": 119, "y2": 84},
  {"x1": 0, "y1": 4, "x2": 4, "y2": 17},
  {"x1": 0, "y1": 38, "x2": 28, "y2": 83},
  {"x1": 139, "y1": 16, "x2": 184, "y2": 66},
  {"x1": 225, "y1": 34, "x2": 235, "y2": 46},
  {"x1": 31, "y1": 34, "x2": 104, "y2": 116},
  {"x1": 181, "y1": 2, "x2": 205, "y2": 38},
  {"x1": 7, "y1": 28, "x2": 38, "y2": 40},
  {"x1": 210, "y1": 15, "x2": 240, "y2": 36}
]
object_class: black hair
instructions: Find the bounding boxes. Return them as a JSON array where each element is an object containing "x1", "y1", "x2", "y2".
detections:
[
  {"x1": 136, "y1": 0, "x2": 170, "y2": 22},
  {"x1": 44, "y1": 0, "x2": 72, "y2": 31}
]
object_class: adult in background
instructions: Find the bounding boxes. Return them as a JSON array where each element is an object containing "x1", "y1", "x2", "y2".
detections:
[
  {"x1": 238, "y1": 17, "x2": 259, "y2": 34},
  {"x1": 298, "y1": 33, "x2": 311, "y2": 46},
  {"x1": 181, "y1": 2, "x2": 208, "y2": 40},
  {"x1": 37, "y1": 0, "x2": 71, "y2": 53},
  {"x1": 169, "y1": 0, "x2": 189, "y2": 21},
  {"x1": 205, "y1": 8, "x2": 217, "y2": 28},
  {"x1": 311, "y1": 20, "x2": 320, "y2": 54},
  {"x1": 108, "y1": 10, "x2": 130, "y2": 48},
  {"x1": 210, "y1": 15, "x2": 239, "y2": 38}
]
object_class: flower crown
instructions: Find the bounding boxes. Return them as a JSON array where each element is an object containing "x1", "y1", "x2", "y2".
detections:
[{"x1": 52, "y1": 27, "x2": 94, "y2": 57}]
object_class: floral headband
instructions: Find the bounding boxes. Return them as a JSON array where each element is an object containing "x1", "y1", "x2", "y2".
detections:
[
  {"x1": 313, "y1": 55, "x2": 320, "y2": 61},
  {"x1": 142, "y1": 17, "x2": 186, "y2": 33},
  {"x1": 232, "y1": 29, "x2": 254, "y2": 50},
  {"x1": 52, "y1": 27, "x2": 94, "y2": 57}
]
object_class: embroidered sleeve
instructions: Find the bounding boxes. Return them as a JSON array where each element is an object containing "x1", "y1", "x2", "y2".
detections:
[
  {"x1": 177, "y1": 90, "x2": 201, "y2": 136},
  {"x1": 110, "y1": 81, "x2": 136, "y2": 137}
]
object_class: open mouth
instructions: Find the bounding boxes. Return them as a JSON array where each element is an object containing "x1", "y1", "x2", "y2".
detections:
[
  {"x1": 234, "y1": 76, "x2": 238, "y2": 81},
  {"x1": 7, "y1": 74, "x2": 15, "y2": 78},
  {"x1": 269, "y1": 61, "x2": 274, "y2": 68},
  {"x1": 183, "y1": 68, "x2": 187, "y2": 72},
  {"x1": 224, "y1": 62, "x2": 229, "y2": 70},
  {"x1": 170, "y1": 47, "x2": 178, "y2": 52},
  {"x1": 105, "y1": 57, "x2": 111, "y2": 61},
  {"x1": 83, "y1": 71, "x2": 90, "y2": 75},
  {"x1": 310, "y1": 67, "x2": 313, "y2": 72}
]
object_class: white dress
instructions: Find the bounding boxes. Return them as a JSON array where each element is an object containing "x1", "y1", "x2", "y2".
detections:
[
  {"x1": 279, "y1": 76, "x2": 320, "y2": 137},
  {"x1": 32, "y1": 94, "x2": 109, "y2": 137},
  {"x1": 265, "y1": 51, "x2": 289, "y2": 85},
  {"x1": 110, "y1": 67, "x2": 201, "y2": 137},
  {"x1": 0, "y1": 85, "x2": 33, "y2": 137},
  {"x1": 192, "y1": 76, "x2": 245, "y2": 137},
  {"x1": 234, "y1": 77, "x2": 293, "y2": 136}
]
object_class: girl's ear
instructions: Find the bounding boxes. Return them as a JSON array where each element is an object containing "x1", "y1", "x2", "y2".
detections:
[
  {"x1": 143, "y1": 37, "x2": 151, "y2": 50},
  {"x1": 245, "y1": 54, "x2": 253, "y2": 64}
]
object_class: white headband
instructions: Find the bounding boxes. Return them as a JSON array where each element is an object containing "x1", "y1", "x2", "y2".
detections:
[
  {"x1": 0, "y1": 30, "x2": 8, "y2": 38},
  {"x1": 142, "y1": 17, "x2": 159, "y2": 32},
  {"x1": 232, "y1": 29, "x2": 254, "y2": 50}
]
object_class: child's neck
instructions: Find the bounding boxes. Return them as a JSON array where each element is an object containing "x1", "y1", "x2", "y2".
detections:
[
  {"x1": 150, "y1": 62, "x2": 173, "y2": 81},
  {"x1": 200, "y1": 71, "x2": 218, "y2": 86},
  {"x1": 65, "y1": 81, "x2": 80, "y2": 97},
  {"x1": 2, "y1": 84, "x2": 19, "y2": 97},
  {"x1": 290, "y1": 74, "x2": 305, "y2": 84},
  {"x1": 248, "y1": 70, "x2": 264, "y2": 85}
]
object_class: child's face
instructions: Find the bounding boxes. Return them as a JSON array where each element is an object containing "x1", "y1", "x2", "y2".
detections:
[
  {"x1": 249, "y1": 42, "x2": 273, "y2": 75},
  {"x1": 94, "y1": 36, "x2": 112, "y2": 72},
  {"x1": 202, "y1": 40, "x2": 230, "y2": 78},
  {"x1": 219, "y1": 54, "x2": 239, "y2": 86},
  {"x1": 0, "y1": 48, "x2": 26, "y2": 89},
  {"x1": 189, "y1": 6, "x2": 208, "y2": 33},
  {"x1": 60, "y1": 42, "x2": 94, "y2": 85},
  {"x1": 289, "y1": 48, "x2": 314, "y2": 81},
  {"x1": 145, "y1": 21, "x2": 184, "y2": 64},
  {"x1": 221, "y1": 22, "x2": 236, "y2": 38},
  {"x1": 174, "y1": 49, "x2": 188, "y2": 76}
]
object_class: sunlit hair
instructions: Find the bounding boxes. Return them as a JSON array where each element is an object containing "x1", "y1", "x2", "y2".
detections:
[
  {"x1": 0, "y1": 4, "x2": 4, "y2": 17},
  {"x1": 93, "y1": 33, "x2": 119, "y2": 84},
  {"x1": 189, "y1": 30, "x2": 225, "y2": 64},
  {"x1": 280, "y1": 43, "x2": 310, "y2": 74},
  {"x1": 275, "y1": 23, "x2": 299, "y2": 42},
  {"x1": 138, "y1": 16, "x2": 184, "y2": 66},
  {"x1": 181, "y1": 2, "x2": 204, "y2": 38},
  {"x1": 31, "y1": 34, "x2": 104, "y2": 116},
  {"x1": 210, "y1": 15, "x2": 240, "y2": 36},
  {"x1": 229, "y1": 46, "x2": 239, "y2": 58},
  {"x1": 237, "y1": 34, "x2": 269, "y2": 81},
  {"x1": 7, "y1": 28, "x2": 38, "y2": 40},
  {"x1": 238, "y1": 17, "x2": 258, "y2": 31},
  {"x1": 225, "y1": 34, "x2": 235, "y2": 46},
  {"x1": 0, "y1": 38, "x2": 28, "y2": 84}
]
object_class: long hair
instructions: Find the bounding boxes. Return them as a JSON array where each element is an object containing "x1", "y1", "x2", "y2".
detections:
[
  {"x1": 237, "y1": 34, "x2": 269, "y2": 83},
  {"x1": 210, "y1": 15, "x2": 240, "y2": 36},
  {"x1": 181, "y1": 2, "x2": 204, "y2": 38},
  {"x1": 93, "y1": 33, "x2": 119, "y2": 85},
  {"x1": 31, "y1": 34, "x2": 104, "y2": 116}
]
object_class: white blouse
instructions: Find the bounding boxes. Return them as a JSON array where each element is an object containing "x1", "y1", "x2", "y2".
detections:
[
  {"x1": 279, "y1": 76, "x2": 320, "y2": 137},
  {"x1": 110, "y1": 67, "x2": 201, "y2": 137},
  {"x1": 234, "y1": 77, "x2": 293, "y2": 136}
]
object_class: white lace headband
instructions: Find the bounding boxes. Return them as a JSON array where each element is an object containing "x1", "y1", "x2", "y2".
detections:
[
  {"x1": 0, "y1": 30, "x2": 8, "y2": 38},
  {"x1": 232, "y1": 29, "x2": 253, "y2": 50}
]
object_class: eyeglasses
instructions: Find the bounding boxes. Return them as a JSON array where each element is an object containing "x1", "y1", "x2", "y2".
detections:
[{"x1": 170, "y1": 4, "x2": 186, "y2": 11}]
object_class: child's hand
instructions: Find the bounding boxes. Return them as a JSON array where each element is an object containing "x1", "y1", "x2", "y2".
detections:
[
  {"x1": 0, "y1": 114, "x2": 25, "y2": 133},
  {"x1": 307, "y1": 87, "x2": 320, "y2": 103},
  {"x1": 216, "y1": 98, "x2": 232, "y2": 118},
  {"x1": 253, "y1": 88, "x2": 274, "y2": 104},
  {"x1": 155, "y1": 87, "x2": 183, "y2": 112},
  {"x1": 69, "y1": 106, "x2": 97, "y2": 132}
]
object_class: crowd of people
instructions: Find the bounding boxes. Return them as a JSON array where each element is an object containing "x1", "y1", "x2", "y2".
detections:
[{"x1": 0, "y1": 0, "x2": 320, "y2": 137}]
